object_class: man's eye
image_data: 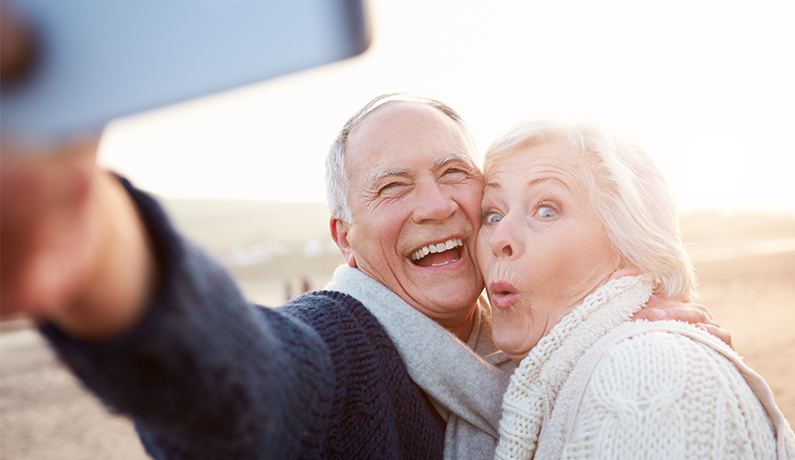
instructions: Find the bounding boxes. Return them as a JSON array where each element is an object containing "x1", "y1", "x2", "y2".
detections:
[
  {"x1": 537, "y1": 207, "x2": 556, "y2": 218},
  {"x1": 381, "y1": 183, "x2": 397, "y2": 190},
  {"x1": 443, "y1": 168, "x2": 467, "y2": 179},
  {"x1": 484, "y1": 212, "x2": 503, "y2": 224},
  {"x1": 379, "y1": 183, "x2": 402, "y2": 194}
]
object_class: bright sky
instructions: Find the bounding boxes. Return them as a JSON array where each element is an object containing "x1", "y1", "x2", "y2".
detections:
[{"x1": 99, "y1": 0, "x2": 795, "y2": 216}]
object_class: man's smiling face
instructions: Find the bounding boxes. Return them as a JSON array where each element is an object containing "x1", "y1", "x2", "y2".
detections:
[{"x1": 332, "y1": 102, "x2": 485, "y2": 327}]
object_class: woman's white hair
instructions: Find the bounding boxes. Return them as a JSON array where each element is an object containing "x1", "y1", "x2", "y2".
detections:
[
  {"x1": 325, "y1": 92, "x2": 477, "y2": 223},
  {"x1": 484, "y1": 118, "x2": 697, "y2": 300}
]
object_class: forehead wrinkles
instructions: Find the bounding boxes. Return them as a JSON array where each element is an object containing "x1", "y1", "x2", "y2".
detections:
[
  {"x1": 488, "y1": 144, "x2": 582, "y2": 182},
  {"x1": 346, "y1": 106, "x2": 474, "y2": 184},
  {"x1": 484, "y1": 159, "x2": 587, "y2": 208}
]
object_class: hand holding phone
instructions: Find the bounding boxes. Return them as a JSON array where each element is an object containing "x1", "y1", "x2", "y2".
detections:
[{"x1": 1, "y1": 0, "x2": 369, "y2": 147}]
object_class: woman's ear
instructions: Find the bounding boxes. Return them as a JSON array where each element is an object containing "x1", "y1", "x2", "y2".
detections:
[{"x1": 330, "y1": 217, "x2": 357, "y2": 268}]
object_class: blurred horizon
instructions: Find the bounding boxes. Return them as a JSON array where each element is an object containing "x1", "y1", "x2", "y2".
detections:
[{"x1": 158, "y1": 196, "x2": 795, "y2": 294}]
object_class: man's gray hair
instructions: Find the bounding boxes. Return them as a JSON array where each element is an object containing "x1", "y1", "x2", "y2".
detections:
[
  {"x1": 484, "y1": 118, "x2": 697, "y2": 301},
  {"x1": 325, "y1": 92, "x2": 477, "y2": 223}
]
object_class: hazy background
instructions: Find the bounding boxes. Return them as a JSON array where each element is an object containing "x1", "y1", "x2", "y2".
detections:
[
  {"x1": 2, "y1": 1, "x2": 794, "y2": 459},
  {"x1": 98, "y1": 0, "x2": 795, "y2": 216},
  {"x1": 95, "y1": 0, "x2": 795, "y2": 303}
]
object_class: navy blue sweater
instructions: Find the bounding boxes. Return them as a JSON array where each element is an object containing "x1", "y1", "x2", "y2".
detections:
[{"x1": 42, "y1": 179, "x2": 445, "y2": 459}]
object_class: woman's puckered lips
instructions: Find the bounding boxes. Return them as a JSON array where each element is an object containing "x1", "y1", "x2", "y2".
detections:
[{"x1": 488, "y1": 281, "x2": 519, "y2": 309}]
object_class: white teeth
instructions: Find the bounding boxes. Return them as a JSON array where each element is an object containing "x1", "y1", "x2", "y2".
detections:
[{"x1": 410, "y1": 238, "x2": 464, "y2": 261}]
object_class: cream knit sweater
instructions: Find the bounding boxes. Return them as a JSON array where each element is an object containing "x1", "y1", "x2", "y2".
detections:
[{"x1": 496, "y1": 275, "x2": 793, "y2": 459}]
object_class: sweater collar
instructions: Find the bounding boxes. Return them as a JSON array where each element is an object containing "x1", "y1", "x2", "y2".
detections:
[
  {"x1": 495, "y1": 275, "x2": 654, "y2": 460},
  {"x1": 325, "y1": 265, "x2": 516, "y2": 459}
]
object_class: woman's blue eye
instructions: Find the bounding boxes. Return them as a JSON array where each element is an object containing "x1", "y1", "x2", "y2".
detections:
[
  {"x1": 538, "y1": 207, "x2": 556, "y2": 218},
  {"x1": 484, "y1": 213, "x2": 503, "y2": 224}
]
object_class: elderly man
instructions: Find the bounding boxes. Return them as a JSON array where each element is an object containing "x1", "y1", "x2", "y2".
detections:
[{"x1": 1, "y1": 93, "x2": 725, "y2": 459}]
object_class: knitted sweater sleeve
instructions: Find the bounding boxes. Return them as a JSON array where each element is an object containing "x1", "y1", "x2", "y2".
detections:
[
  {"x1": 562, "y1": 330, "x2": 778, "y2": 459},
  {"x1": 40, "y1": 178, "x2": 336, "y2": 459}
]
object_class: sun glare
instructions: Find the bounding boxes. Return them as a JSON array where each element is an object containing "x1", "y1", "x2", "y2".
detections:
[{"x1": 98, "y1": 0, "x2": 795, "y2": 216}]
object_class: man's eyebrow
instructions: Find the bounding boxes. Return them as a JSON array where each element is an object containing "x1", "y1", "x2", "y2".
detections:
[
  {"x1": 434, "y1": 153, "x2": 476, "y2": 169},
  {"x1": 367, "y1": 153, "x2": 475, "y2": 186},
  {"x1": 368, "y1": 168, "x2": 411, "y2": 186}
]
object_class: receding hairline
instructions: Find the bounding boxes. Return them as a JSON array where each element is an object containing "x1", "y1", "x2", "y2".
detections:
[
  {"x1": 326, "y1": 92, "x2": 478, "y2": 222},
  {"x1": 344, "y1": 100, "x2": 478, "y2": 171},
  {"x1": 347, "y1": 100, "x2": 465, "y2": 143}
]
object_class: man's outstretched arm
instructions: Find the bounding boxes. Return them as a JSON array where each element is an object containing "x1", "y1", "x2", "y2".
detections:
[{"x1": 1, "y1": 146, "x2": 335, "y2": 458}]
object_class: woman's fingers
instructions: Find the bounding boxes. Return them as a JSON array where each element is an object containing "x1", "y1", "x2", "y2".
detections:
[
  {"x1": 634, "y1": 299, "x2": 714, "y2": 324},
  {"x1": 633, "y1": 298, "x2": 734, "y2": 349},
  {"x1": 695, "y1": 324, "x2": 734, "y2": 350}
]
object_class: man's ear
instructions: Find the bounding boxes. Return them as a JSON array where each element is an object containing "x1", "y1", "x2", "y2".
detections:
[{"x1": 330, "y1": 217, "x2": 356, "y2": 268}]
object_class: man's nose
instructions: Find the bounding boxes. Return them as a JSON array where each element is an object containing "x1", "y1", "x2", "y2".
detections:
[{"x1": 412, "y1": 181, "x2": 457, "y2": 223}]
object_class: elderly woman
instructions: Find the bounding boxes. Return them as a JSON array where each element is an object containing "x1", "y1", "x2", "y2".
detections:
[{"x1": 476, "y1": 119, "x2": 794, "y2": 459}]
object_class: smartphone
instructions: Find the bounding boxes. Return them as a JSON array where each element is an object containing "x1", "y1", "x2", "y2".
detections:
[{"x1": 0, "y1": 0, "x2": 370, "y2": 145}]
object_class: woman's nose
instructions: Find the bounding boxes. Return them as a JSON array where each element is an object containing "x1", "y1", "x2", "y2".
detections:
[
  {"x1": 489, "y1": 218, "x2": 518, "y2": 259},
  {"x1": 412, "y1": 182, "x2": 457, "y2": 223}
]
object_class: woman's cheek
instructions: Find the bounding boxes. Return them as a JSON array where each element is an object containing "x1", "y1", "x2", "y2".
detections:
[{"x1": 474, "y1": 231, "x2": 490, "y2": 274}]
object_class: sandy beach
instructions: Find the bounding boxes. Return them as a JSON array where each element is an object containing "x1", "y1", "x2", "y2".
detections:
[{"x1": 1, "y1": 227, "x2": 793, "y2": 459}]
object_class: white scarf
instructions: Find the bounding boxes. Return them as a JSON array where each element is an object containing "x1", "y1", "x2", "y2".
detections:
[
  {"x1": 495, "y1": 275, "x2": 654, "y2": 460},
  {"x1": 325, "y1": 265, "x2": 517, "y2": 460},
  {"x1": 495, "y1": 274, "x2": 795, "y2": 459}
]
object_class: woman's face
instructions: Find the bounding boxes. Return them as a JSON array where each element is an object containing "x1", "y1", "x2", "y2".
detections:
[{"x1": 476, "y1": 140, "x2": 620, "y2": 360}]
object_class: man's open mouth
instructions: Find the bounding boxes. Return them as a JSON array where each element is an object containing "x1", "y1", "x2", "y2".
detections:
[{"x1": 410, "y1": 238, "x2": 463, "y2": 267}]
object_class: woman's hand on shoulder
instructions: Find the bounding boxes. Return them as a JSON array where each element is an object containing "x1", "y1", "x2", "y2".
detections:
[
  {"x1": 633, "y1": 296, "x2": 733, "y2": 350},
  {"x1": 609, "y1": 266, "x2": 733, "y2": 350}
]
